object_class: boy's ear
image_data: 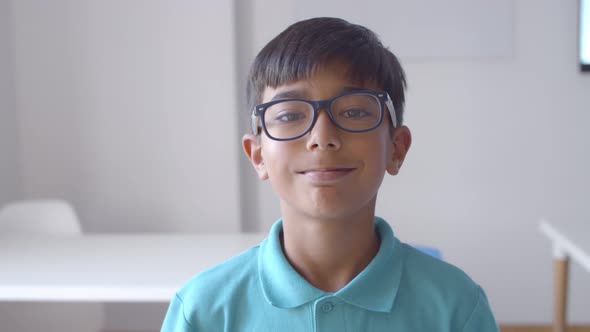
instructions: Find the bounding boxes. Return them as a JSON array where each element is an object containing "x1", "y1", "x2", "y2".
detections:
[
  {"x1": 242, "y1": 133, "x2": 268, "y2": 180},
  {"x1": 386, "y1": 126, "x2": 412, "y2": 176}
]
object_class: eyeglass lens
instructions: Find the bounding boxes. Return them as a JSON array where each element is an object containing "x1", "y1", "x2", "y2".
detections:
[{"x1": 263, "y1": 93, "x2": 381, "y2": 140}]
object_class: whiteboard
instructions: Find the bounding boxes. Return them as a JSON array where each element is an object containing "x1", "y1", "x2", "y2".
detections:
[{"x1": 294, "y1": 0, "x2": 514, "y2": 59}]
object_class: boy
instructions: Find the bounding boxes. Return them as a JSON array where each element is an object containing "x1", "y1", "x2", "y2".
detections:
[{"x1": 162, "y1": 17, "x2": 499, "y2": 331}]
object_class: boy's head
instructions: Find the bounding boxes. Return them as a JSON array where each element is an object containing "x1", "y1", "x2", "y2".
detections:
[
  {"x1": 243, "y1": 17, "x2": 411, "y2": 222},
  {"x1": 247, "y1": 17, "x2": 407, "y2": 126}
]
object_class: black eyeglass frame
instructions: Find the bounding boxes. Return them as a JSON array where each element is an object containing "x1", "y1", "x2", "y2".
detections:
[{"x1": 250, "y1": 90, "x2": 398, "y2": 141}]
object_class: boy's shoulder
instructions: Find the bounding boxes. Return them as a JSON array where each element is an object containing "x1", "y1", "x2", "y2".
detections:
[
  {"x1": 176, "y1": 243, "x2": 261, "y2": 307},
  {"x1": 164, "y1": 244, "x2": 264, "y2": 330},
  {"x1": 400, "y1": 242, "x2": 477, "y2": 291},
  {"x1": 374, "y1": 217, "x2": 480, "y2": 301},
  {"x1": 397, "y1": 242, "x2": 492, "y2": 328}
]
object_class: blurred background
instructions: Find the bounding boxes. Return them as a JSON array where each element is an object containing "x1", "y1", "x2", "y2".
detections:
[{"x1": 0, "y1": 0, "x2": 589, "y2": 331}]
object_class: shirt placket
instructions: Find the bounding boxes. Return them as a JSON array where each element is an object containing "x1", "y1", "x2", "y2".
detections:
[{"x1": 313, "y1": 296, "x2": 342, "y2": 332}]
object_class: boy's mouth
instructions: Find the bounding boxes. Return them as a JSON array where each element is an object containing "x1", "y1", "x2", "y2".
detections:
[
  {"x1": 297, "y1": 167, "x2": 356, "y2": 181},
  {"x1": 297, "y1": 167, "x2": 355, "y2": 174}
]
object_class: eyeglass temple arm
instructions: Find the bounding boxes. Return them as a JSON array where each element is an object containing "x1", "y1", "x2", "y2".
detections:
[
  {"x1": 385, "y1": 97, "x2": 398, "y2": 128},
  {"x1": 251, "y1": 110, "x2": 260, "y2": 135}
]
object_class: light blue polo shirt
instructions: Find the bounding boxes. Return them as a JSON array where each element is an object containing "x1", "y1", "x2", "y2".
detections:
[{"x1": 161, "y1": 217, "x2": 499, "y2": 331}]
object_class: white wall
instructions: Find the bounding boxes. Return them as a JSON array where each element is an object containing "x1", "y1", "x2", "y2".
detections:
[
  {"x1": 2, "y1": 0, "x2": 589, "y2": 330},
  {"x1": 251, "y1": 0, "x2": 590, "y2": 325},
  {"x1": 0, "y1": 0, "x2": 21, "y2": 205},
  {"x1": 11, "y1": 0, "x2": 240, "y2": 234},
  {"x1": 390, "y1": 0, "x2": 590, "y2": 323},
  {"x1": 7, "y1": 1, "x2": 239, "y2": 331}
]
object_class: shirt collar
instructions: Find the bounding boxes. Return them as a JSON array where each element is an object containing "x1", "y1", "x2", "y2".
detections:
[{"x1": 258, "y1": 216, "x2": 404, "y2": 313}]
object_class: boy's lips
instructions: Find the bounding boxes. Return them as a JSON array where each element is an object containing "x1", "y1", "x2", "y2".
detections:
[{"x1": 296, "y1": 167, "x2": 356, "y2": 182}]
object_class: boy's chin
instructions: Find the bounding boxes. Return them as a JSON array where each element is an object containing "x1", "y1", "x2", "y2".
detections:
[
  {"x1": 280, "y1": 191, "x2": 377, "y2": 222},
  {"x1": 291, "y1": 204, "x2": 374, "y2": 224}
]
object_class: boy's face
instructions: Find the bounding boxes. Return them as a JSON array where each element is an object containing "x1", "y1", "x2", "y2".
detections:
[{"x1": 243, "y1": 61, "x2": 411, "y2": 222}]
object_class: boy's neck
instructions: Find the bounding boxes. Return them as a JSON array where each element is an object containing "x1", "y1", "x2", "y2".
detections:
[{"x1": 280, "y1": 207, "x2": 380, "y2": 293}]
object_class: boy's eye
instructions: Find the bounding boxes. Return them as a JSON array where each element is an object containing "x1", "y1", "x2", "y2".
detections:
[
  {"x1": 340, "y1": 108, "x2": 371, "y2": 119},
  {"x1": 275, "y1": 111, "x2": 306, "y2": 122},
  {"x1": 265, "y1": 101, "x2": 311, "y2": 124}
]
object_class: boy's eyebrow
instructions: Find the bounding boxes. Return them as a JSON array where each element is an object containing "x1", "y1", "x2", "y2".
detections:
[
  {"x1": 270, "y1": 86, "x2": 366, "y2": 101},
  {"x1": 270, "y1": 89, "x2": 307, "y2": 101},
  {"x1": 339, "y1": 86, "x2": 366, "y2": 94}
]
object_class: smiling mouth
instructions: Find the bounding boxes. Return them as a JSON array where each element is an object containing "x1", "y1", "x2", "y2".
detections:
[
  {"x1": 297, "y1": 168, "x2": 356, "y2": 181},
  {"x1": 298, "y1": 168, "x2": 355, "y2": 174}
]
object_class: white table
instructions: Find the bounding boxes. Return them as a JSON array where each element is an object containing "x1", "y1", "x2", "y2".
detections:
[
  {"x1": 0, "y1": 233, "x2": 265, "y2": 302},
  {"x1": 539, "y1": 219, "x2": 590, "y2": 332}
]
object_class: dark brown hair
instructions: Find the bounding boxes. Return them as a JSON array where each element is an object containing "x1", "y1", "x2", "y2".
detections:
[{"x1": 246, "y1": 17, "x2": 407, "y2": 125}]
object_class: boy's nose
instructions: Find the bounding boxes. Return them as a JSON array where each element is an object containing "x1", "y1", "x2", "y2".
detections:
[{"x1": 306, "y1": 110, "x2": 342, "y2": 151}]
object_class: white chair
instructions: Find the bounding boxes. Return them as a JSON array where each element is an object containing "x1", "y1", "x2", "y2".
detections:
[
  {"x1": 0, "y1": 199, "x2": 82, "y2": 235},
  {"x1": 0, "y1": 199, "x2": 103, "y2": 332}
]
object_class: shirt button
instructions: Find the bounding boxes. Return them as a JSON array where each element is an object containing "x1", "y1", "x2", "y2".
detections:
[{"x1": 321, "y1": 301, "x2": 334, "y2": 313}]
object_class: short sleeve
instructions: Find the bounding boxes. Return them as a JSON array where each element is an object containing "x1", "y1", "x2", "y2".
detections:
[
  {"x1": 460, "y1": 286, "x2": 500, "y2": 332},
  {"x1": 161, "y1": 293, "x2": 195, "y2": 332}
]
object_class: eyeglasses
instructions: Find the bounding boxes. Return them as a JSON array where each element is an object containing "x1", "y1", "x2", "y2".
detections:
[{"x1": 250, "y1": 90, "x2": 397, "y2": 141}]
